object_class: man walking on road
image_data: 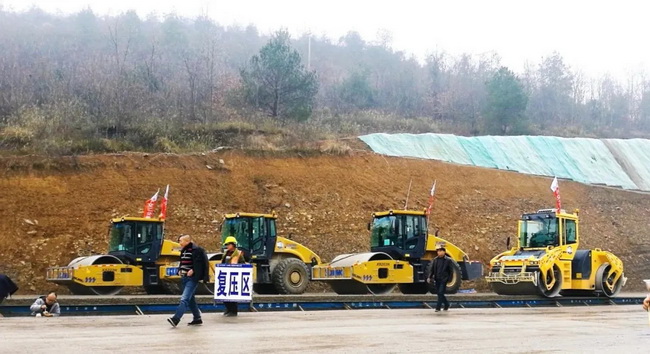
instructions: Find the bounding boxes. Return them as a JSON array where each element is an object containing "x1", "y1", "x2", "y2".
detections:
[
  {"x1": 168, "y1": 235, "x2": 209, "y2": 327},
  {"x1": 428, "y1": 246, "x2": 454, "y2": 312}
]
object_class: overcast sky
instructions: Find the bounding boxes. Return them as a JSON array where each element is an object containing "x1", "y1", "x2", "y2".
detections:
[{"x1": 2, "y1": 0, "x2": 648, "y2": 78}]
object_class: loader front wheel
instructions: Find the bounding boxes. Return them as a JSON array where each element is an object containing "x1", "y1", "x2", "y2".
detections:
[
  {"x1": 446, "y1": 260, "x2": 462, "y2": 294},
  {"x1": 272, "y1": 258, "x2": 310, "y2": 295}
]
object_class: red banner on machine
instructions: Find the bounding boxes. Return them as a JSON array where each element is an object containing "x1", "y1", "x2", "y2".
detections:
[
  {"x1": 143, "y1": 189, "x2": 159, "y2": 219},
  {"x1": 158, "y1": 185, "x2": 169, "y2": 220},
  {"x1": 550, "y1": 177, "x2": 562, "y2": 210}
]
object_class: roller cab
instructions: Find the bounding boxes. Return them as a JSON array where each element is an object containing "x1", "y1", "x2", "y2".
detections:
[
  {"x1": 486, "y1": 209, "x2": 626, "y2": 298},
  {"x1": 312, "y1": 209, "x2": 483, "y2": 295}
]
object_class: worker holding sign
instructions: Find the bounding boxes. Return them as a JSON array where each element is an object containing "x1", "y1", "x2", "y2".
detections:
[{"x1": 215, "y1": 236, "x2": 251, "y2": 317}]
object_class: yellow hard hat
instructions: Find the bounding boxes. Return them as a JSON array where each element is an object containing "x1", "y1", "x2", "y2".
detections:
[{"x1": 223, "y1": 236, "x2": 237, "y2": 246}]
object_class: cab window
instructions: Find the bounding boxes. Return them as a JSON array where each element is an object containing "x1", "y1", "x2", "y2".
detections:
[{"x1": 564, "y1": 219, "x2": 577, "y2": 244}]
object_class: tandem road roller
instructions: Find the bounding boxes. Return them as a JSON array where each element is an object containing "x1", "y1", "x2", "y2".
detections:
[
  {"x1": 312, "y1": 209, "x2": 483, "y2": 295},
  {"x1": 47, "y1": 216, "x2": 182, "y2": 295},
  {"x1": 486, "y1": 208, "x2": 626, "y2": 297},
  {"x1": 161, "y1": 212, "x2": 323, "y2": 295}
]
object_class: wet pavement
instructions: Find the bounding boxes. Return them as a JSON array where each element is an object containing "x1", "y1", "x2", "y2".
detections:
[{"x1": 1, "y1": 306, "x2": 649, "y2": 353}]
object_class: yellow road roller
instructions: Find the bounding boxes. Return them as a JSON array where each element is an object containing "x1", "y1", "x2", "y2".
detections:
[
  {"x1": 162, "y1": 212, "x2": 322, "y2": 295},
  {"x1": 311, "y1": 209, "x2": 483, "y2": 294},
  {"x1": 486, "y1": 208, "x2": 626, "y2": 297},
  {"x1": 47, "y1": 217, "x2": 181, "y2": 295}
]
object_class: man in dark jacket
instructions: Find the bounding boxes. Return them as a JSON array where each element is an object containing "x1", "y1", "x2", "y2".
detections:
[
  {"x1": 0, "y1": 274, "x2": 19, "y2": 304},
  {"x1": 168, "y1": 234, "x2": 210, "y2": 327},
  {"x1": 428, "y1": 247, "x2": 454, "y2": 312}
]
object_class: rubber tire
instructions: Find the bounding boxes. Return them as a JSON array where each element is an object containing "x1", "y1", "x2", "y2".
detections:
[
  {"x1": 595, "y1": 263, "x2": 623, "y2": 298},
  {"x1": 446, "y1": 260, "x2": 462, "y2": 294},
  {"x1": 272, "y1": 258, "x2": 310, "y2": 295},
  {"x1": 537, "y1": 265, "x2": 562, "y2": 298},
  {"x1": 424, "y1": 259, "x2": 462, "y2": 294},
  {"x1": 254, "y1": 283, "x2": 279, "y2": 295}
]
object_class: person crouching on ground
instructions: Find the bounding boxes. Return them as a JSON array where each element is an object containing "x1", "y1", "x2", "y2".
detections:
[
  {"x1": 427, "y1": 247, "x2": 454, "y2": 312},
  {"x1": 167, "y1": 234, "x2": 209, "y2": 327},
  {"x1": 30, "y1": 291, "x2": 60, "y2": 317},
  {"x1": 222, "y1": 236, "x2": 244, "y2": 317}
]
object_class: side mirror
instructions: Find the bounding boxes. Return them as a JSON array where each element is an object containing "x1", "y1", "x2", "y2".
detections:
[
  {"x1": 506, "y1": 236, "x2": 511, "y2": 250},
  {"x1": 367, "y1": 223, "x2": 371, "y2": 231},
  {"x1": 434, "y1": 228, "x2": 440, "y2": 237},
  {"x1": 218, "y1": 223, "x2": 223, "y2": 232},
  {"x1": 288, "y1": 233, "x2": 293, "y2": 240}
]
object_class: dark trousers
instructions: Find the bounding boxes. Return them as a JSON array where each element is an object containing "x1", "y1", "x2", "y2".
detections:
[
  {"x1": 224, "y1": 302, "x2": 238, "y2": 314},
  {"x1": 435, "y1": 279, "x2": 449, "y2": 310}
]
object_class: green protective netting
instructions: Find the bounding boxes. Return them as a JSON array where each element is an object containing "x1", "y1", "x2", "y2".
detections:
[
  {"x1": 359, "y1": 133, "x2": 648, "y2": 191},
  {"x1": 604, "y1": 139, "x2": 650, "y2": 191}
]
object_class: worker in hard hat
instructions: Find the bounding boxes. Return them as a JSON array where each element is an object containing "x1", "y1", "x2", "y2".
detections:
[{"x1": 222, "y1": 236, "x2": 245, "y2": 317}]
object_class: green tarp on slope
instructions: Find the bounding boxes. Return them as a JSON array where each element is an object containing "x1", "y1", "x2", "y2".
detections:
[{"x1": 359, "y1": 133, "x2": 645, "y2": 191}]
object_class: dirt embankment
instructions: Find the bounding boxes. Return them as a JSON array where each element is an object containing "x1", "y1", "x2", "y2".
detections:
[{"x1": 0, "y1": 151, "x2": 648, "y2": 294}]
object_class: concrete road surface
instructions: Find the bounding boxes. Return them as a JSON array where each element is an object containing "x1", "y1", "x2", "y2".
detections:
[{"x1": 1, "y1": 306, "x2": 649, "y2": 353}]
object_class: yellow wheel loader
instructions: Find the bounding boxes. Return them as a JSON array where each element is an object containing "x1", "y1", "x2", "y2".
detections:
[
  {"x1": 486, "y1": 209, "x2": 626, "y2": 298},
  {"x1": 162, "y1": 212, "x2": 322, "y2": 295},
  {"x1": 47, "y1": 217, "x2": 181, "y2": 295},
  {"x1": 312, "y1": 210, "x2": 483, "y2": 295}
]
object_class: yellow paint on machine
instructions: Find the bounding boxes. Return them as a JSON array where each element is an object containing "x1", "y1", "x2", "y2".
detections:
[{"x1": 71, "y1": 264, "x2": 144, "y2": 287}]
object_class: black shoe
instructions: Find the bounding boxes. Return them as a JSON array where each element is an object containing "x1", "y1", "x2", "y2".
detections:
[
  {"x1": 222, "y1": 311, "x2": 229, "y2": 316},
  {"x1": 187, "y1": 319, "x2": 203, "y2": 326},
  {"x1": 434, "y1": 309, "x2": 441, "y2": 312},
  {"x1": 224, "y1": 312, "x2": 238, "y2": 317},
  {"x1": 444, "y1": 305, "x2": 450, "y2": 311},
  {"x1": 167, "y1": 317, "x2": 179, "y2": 327}
]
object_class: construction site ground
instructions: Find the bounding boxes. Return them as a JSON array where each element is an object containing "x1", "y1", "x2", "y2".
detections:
[
  {"x1": 1, "y1": 306, "x2": 648, "y2": 353},
  {"x1": 1, "y1": 150, "x2": 649, "y2": 294}
]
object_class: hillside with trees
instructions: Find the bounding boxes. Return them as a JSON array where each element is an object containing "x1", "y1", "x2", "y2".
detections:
[{"x1": 1, "y1": 8, "x2": 649, "y2": 155}]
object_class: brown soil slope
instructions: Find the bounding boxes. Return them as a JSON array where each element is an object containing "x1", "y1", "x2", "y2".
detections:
[{"x1": 0, "y1": 151, "x2": 648, "y2": 294}]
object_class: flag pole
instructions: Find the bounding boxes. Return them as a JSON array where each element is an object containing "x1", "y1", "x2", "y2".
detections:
[{"x1": 404, "y1": 178, "x2": 413, "y2": 210}]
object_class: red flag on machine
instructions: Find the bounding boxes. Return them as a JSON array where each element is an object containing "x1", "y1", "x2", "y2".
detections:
[
  {"x1": 550, "y1": 177, "x2": 562, "y2": 210},
  {"x1": 426, "y1": 180, "x2": 437, "y2": 215},
  {"x1": 158, "y1": 185, "x2": 170, "y2": 220},
  {"x1": 143, "y1": 189, "x2": 159, "y2": 219}
]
